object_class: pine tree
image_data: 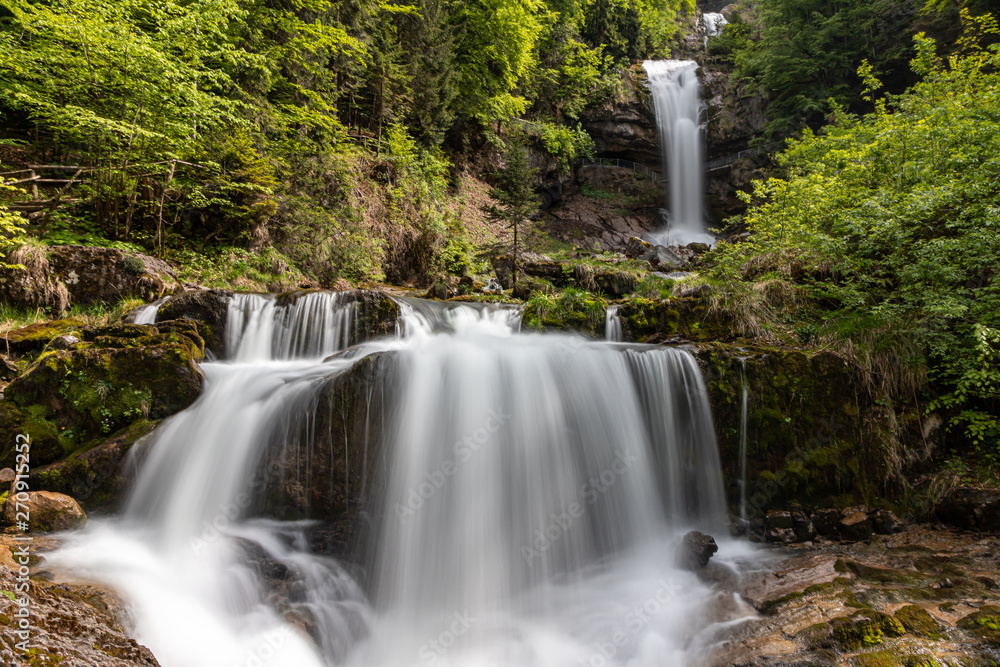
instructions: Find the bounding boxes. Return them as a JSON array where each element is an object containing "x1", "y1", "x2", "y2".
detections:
[{"x1": 484, "y1": 131, "x2": 540, "y2": 294}]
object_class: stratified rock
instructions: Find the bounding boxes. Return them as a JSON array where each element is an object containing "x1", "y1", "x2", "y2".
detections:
[
  {"x1": 0, "y1": 547, "x2": 160, "y2": 665},
  {"x1": 677, "y1": 530, "x2": 719, "y2": 569},
  {"x1": 936, "y1": 488, "x2": 1000, "y2": 531},
  {"x1": 2, "y1": 490, "x2": 86, "y2": 531}
]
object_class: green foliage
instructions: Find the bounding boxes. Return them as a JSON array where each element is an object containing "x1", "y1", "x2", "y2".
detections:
[
  {"x1": 484, "y1": 132, "x2": 541, "y2": 289},
  {"x1": 539, "y1": 122, "x2": 594, "y2": 171},
  {"x1": 0, "y1": 167, "x2": 27, "y2": 267},
  {"x1": 710, "y1": 21, "x2": 1000, "y2": 465}
]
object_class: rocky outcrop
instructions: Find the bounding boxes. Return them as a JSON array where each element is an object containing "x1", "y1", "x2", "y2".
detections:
[
  {"x1": 0, "y1": 244, "x2": 178, "y2": 312},
  {"x1": 2, "y1": 490, "x2": 87, "y2": 532},
  {"x1": 0, "y1": 321, "x2": 204, "y2": 477},
  {"x1": 935, "y1": 487, "x2": 1000, "y2": 532},
  {"x1": 155, "y1": 289, "x2": 230, "y2": 356},
  {"x1": 0, "y1": 535, "x2": 160, "y2": 665},
  {"x1": 579, "y1": 66, "x2": 659, "y2": 166}
]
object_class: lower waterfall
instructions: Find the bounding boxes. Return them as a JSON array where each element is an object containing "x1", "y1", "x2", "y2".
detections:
[{"x1": 47, "y1": 292, "x2": 756, "y2": 667}]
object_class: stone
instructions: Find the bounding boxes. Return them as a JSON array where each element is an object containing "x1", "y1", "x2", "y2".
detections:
[
  {"x1": 0, "y1": 355, "x2": 18, "y2": 381},
  {"x1": 625, "y1": 236, "x2": 654, "y2": 259},
  {"x1": 936, "y1": 487, "x2": 1000, "y2": 531},
  {"x1": 2, "y1": 490, "x2": 87, "y2": 531},
  {"x1": 156, "y1": 288, "x2": 230, "y2": 356},
  {"x1": 893, "y1": 605, "x2": 943, "y2": 638},
  {"x1": 765, "y1": 527, "x2": 796, "y2": 544},
  {"x1": 870, "y1": 509, "x2": 905, "y2": 535},
  {"x1": 2, "y1": 318, "x2": 84, "y2": 353},
  {"x1": 791, "y1": 511, "x2": 817, "y2": 542},
  {"x1": 677, "y1": 530, "x2": 719, "y2": 569},
  {"x1": 50, "y1": 333, "x2": 80, "y2": 349},
  {"x1": 812, "y1": 508, "x2": 842, "y2": 536},
  {"x1": 0, "y1": 245, "x2": 178, "y2": 311},
  {"x1": 839, "y1": 508, "x2": 874, "y2": 541},
  {"x1": 766, "y1": 509, "x2": 794, "y2": 529},
  {"x1": 0, "y1": 468, "x2": 13, "y2": 484}
]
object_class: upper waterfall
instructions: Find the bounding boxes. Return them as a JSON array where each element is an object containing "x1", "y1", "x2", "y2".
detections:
[{"x1": 642, "y1": 60, "x2": 715, "y2": 247}]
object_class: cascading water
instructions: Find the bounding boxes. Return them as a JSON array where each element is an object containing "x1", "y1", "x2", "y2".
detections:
[
  {"x1": 605, "y1": 305, "x2": 622, "y2": 342},
  {"x1": 643, "y1": 60, "x2": 716, "y2": 248},
  {"x1": 47, "y1": 291, "x2": 755, "y2": 667},
  {"x1": 132, "y1": 295, "x2": 171, "y2": 325}
]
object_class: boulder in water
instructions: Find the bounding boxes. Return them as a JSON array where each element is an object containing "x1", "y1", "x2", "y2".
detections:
[
  {"x1": 677, "y1": 530, "x2": 718, "y2": 569},
  {"x1": 2, "y1": 490, "x2": 87, "y2": 531}
]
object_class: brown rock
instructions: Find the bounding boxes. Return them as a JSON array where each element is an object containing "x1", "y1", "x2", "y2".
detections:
[
  {"x1": 2, "y1": 490, "x2": 87, "y2": 532},
  {"x1": 838, "y1": 508, "x2": 873, "y2": 541},
  {"x1": 677, "y1": 530, "x2": 719, "y2": 569}
]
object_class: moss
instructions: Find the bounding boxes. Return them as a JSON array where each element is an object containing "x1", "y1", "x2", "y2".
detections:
[
  {"x1": 844, "y1": 561, "x2": 929, "y2": 586},
  {"x1": 852, "y1": 650, "x2": 941, "y2": 667},
  {"x1": 831, "y1": 610, "x2": 906, "y2": 650},
  {"x1": 2, "y1": 318, "x2": 83, "y2": 352},
  {"x1": 894, "y1": 605, "x2": 944, "y2": 639},
  {"x1": 798, "y1": 621, "x2": 834, "y2": 648},
  {"x1": 958, "y1": 606, "x2": 1000, "y2": 646}
]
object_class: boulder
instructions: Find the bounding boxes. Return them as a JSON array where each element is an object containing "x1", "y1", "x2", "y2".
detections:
[
  {"x1": 0, "y1": 244, "x2": 178, "y2": 311},
  {"x1": 870, "y1": 509, "x2": 904, "y2": 535},
  {"x1": 812, "y1": 508, "x2": 843, "y2": 536},
  {"x1": 0, "y1": 468, "x2": 14, "y2": 484},
  {"x1": 156, "y1": 289, "x2": 230, "y2": 356},
  {"x1": 2, "y1": 490, "x2": 87, "y2": 532},
  {"x1": 677, "y1": 530, "x2": 719, "y2": 569},
  {"x1": 791, "y1": 511, "x2": 817, "y2": 542},
  {"x1": 2, "y1": 326, "x2": 203, "y2": 457},
  {"x1": 838, "y1": 508, "x2": 874, "y2": 541},
  {"x1": 936, "y1": 488, "x2": 1000, "y2": 531},
  {"x1": 2, "y1": 318, "x2": 84, "y2": 353},
  {"x1": 0, "y1": 355, "x2": 18, "y2": 382}
]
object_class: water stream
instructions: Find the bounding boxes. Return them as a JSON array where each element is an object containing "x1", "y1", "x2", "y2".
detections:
[
  {"x1": 48, "y1": 291, "x2": 756, "y2": 667},
  {"x1": 642, "y1": 60, "x2": 715, "y2": 248}
]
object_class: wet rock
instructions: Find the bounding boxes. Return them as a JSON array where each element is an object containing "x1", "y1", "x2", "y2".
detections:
[
  {"x1": 766, "y1": 509, "x2": 793, "y2": 529},
  {"x1": 935, "y1": 487, "x2": 1000, "y2": 531},
  {"x1": 423, "y1": 280, "x2": 453, "y2": 300},
  {"x1": 812, "y1": 508, "x2": 842, "y2": 536},
  {"x1": 2, "y1": 490, "x2": 87, "y2": 531},
  {"x1": 677, "y1": 530, "x2": 719, "y2": 569},
  {"x1": 156, "y1": 288, "x2": 230, "y2": 356},
  {"x1": 957, "y1": 605, "x2": 1000, "y2": 646},
  {"x1": 764, "y1": 527, "x2": 796, "y2": 544},
  {"x1": 491, "y1": 255, "x2": 516, "y2": 289},
  {"x1": 791, "y1": 511, "x2": 817, "y2": 542},
  {"x1": 830, "y1": 610, "x2": 905, "y2": 650},
  {"x1": 838, "y1": 507, "x2": 874, "y2": 541},
  {"x1": 0, "y1": 538, "x2": 161, "y2": 665},
  {"x1": 894, "y1": 604, "x2": 944, "y2": 638},
  {"x1": 30, "y1": 419, "x2": 157, "y2": 512},
  {"x1": 871, "y1": 509, "x2": 905, "y2": 535}
]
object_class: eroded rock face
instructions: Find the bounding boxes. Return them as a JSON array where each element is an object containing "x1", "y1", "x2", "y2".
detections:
[
  {"x1": 0, "y1": 245, "x2": 178, "y2": 312},
  {"x1": 2, "y1": 490, "x2": 86, "y2": 532},
  {"x1": 579, "y1": 66, "x2": 659, "y2": 166},
  {"x1": 718, "y1": 526, "x2": 1000, "y2": 667},
  {"x1": 0, "y1": 535, "x2": 160, "y2": 666}
]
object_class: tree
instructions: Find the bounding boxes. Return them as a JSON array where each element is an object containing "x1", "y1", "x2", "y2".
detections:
[
  {"x1": 0, "y1": 164, "x2": 27, "y2": 267},
  {"x1": 484, "y1": 131, "x2": 540, "y2": 294}
]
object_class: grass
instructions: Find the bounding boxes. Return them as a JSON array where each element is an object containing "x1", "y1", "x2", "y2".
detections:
[{"x1": 0, "y1": 297, "x2": 147, "y2": 335}]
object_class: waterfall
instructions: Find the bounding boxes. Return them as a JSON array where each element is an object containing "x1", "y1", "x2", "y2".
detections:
[
  {"x1": 132, "y1": 295, "x2": 171, "y2": 325},
  {"x1": 47, "y1": 291, "x2": 754, "y2": 667},
  {"x1": 643, "y1": 60, "x2": 715, "y2": 248},
  {"x1": 702, "y1": 12, "x2": 728, "y2": 46},
  {"x1": 605, "y1": 305, "x2": 622, "y2": 342}
]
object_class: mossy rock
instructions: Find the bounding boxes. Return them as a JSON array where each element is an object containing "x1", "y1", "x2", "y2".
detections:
[
  {"x1": 958, "y1": 606, "x2": 1000, "y2": 646},
  {"x1": 0, "y1": 401, "x2": 65, "y2": 467},
  {"x1": 797, "y1": 621, "x2": 834, "y2": 649},
  {"x1": 2, "y1": 318, "x2": 84, "y2": 353},
  {"x1": 4, "y1": 329, "x2": 202, "y2": 451},
  {"x1": 851, "y1": 649, "x2": 942, "y2": 667},
  {"x1": 895, "y1": 605, "x2": 945, "y2": 639},
  {"x1": 30, "y1": 419, "x2": 158, "y2": 511},
  {"x1": 831, "y1": 610, "x2": 906, "y2": 650},
  {"x1": 156, "y1": 288, "x2": 230, "y2": 356}
]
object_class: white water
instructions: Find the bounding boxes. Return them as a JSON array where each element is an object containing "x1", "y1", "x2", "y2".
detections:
[
  {"x1": 48, "y1": 291, "x2": 756, "y2": 667},
  {"x1": 702, "y1": 13, "x2": 728, "y2": 46},
  {"x1": 132, "y1": 296, "x2": 171, "y2": 325},
  {"x1": 643, "y1": 60, "x2": 716, "y2": 248},
  {"x1": 605, "y1": 305, "x2": 622, "y2": 342}
]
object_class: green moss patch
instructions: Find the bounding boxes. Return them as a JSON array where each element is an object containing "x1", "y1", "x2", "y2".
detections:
[
  {"x1": 958, "y1": 606, "x2": 1000, "y2": 646},
  {"x1": 895, "y1": 605, "x2": 945, "y2": 639},
  {"x1": 832, "y1": 610, "x2": 906, "y2": 650}
]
